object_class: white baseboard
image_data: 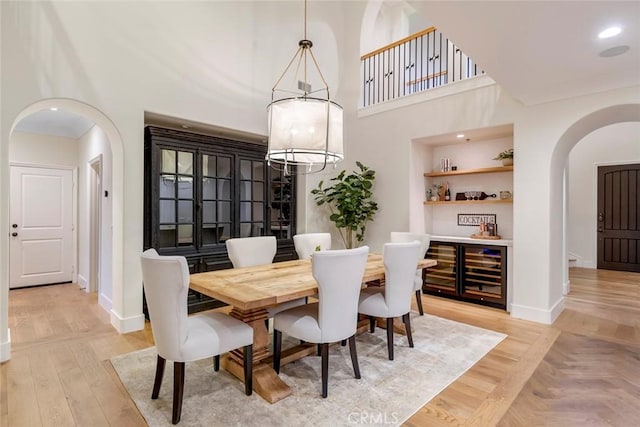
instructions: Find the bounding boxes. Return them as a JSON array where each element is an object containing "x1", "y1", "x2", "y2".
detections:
[
  {"x1": 0, "y1": 329, "x2": 11, "y2": 362},
  {"x1": 510, "y1": 296, "x2": 565, "y2": 325},
  {"x1": 110, "y1": 309, "x2": 145, "y2": 334},
  {"x1": 77, "y1": 274, "x2": 88, "y2": 290},
  {"x1": 99, "y1": 293, "x2": 112, "y2": 311}
]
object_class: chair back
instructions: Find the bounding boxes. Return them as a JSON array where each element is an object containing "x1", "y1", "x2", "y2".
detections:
[
  {"x1": 226, "y1": 236, "x2": 277, "y2": 268},
  {"x1": 140, "y1": 249, "x2": 189, "y2": 361},
  {"x1": 390, "y1": 232, "x2": 431, "y2": 289},
  {"x1": 383, "y1": 241, "x2": 422, "y2": 316},
  {"x1": 293, "y1": 233, "x2": 332, "y2": 259},
  {"x1": 312, "y1": 246, "x2": 369, "y2": 342},
  {"x1": 390, "y1": 232, "x2": 430, "y2": 258}
]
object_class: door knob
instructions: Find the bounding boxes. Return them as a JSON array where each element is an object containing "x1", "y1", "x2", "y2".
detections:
[
  {"x1": 11, "y1": 232, "x2": 18, "y2": 237},
  {"x1": 12, "y1": 224, "x2": 17, "y2": 228},
  {"x1": 597, "y1": 227, "x2": 603, "y2": 232},
  {"x1": 598, "y1": 213, "x2": 603, "y2": 222}
]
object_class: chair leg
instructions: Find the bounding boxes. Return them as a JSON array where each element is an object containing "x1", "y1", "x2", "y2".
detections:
[
  {"x1": 415, "y1": 290, "x2": 424, "y2": 316},
  {"x1": 317, "y1": 344, "x2": 321, "y2": 356},
  {"x1": 340, "y1": 339, "x2": 346, "y2": 346},
  {"x1": 369, "y1": 316, "x2": 376, "y2": 333},
  {"x1": 151, "y1": 355, "x2": 166, "y2": 399},
  {"x1": 403, "y1": 313, "x2": 414, "y2": 348},
  {"x1": 172, "y1": 362, "x2": 185, "y2": 425},
  {"x1": 386, "y1": 317, "x2": 394, "y2": 360},
  {"x1": 273, "y1": 329, "x2": 282, "y2": 374},
  {"x1": 348, "y1": 335, "x2": 361, "y2": 379},
  {"x1": 213, "y1": 355, "x2": 220, "y2": 372},
  {"x1": 243, "y1": 344, "x2": 253, "y2": 396},
  {"x1": 321, "y1": 343, "x2": 329, "y2": 398}
]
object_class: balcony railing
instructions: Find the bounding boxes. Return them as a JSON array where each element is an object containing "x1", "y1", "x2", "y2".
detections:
[{"x1": 361, "y1": 27, "x2": 485, "y2": 107}]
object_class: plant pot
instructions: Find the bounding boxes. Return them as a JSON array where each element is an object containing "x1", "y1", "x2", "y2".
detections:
[{"x1": 501, "y1": 158, "x2": 513, "y2": 166}]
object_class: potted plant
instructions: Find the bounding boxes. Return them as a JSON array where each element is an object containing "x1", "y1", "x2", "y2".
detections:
[
  {"x1": 311, "y1": 161, "x2": 378, "y2": 249},
  {"x1": 493, "y1": 148, "x2": 514, "y2": 166}
]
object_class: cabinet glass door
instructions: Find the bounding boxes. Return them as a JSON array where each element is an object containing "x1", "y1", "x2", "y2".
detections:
[
  {"x1": 202, "y1": 154, "x2": 233, "y2": 245},
  {"x1": 424, "y1": 242, "x2": 457, "y2": 295},
  {"x1": 461, "y1": 245, "x2": 505, "y2": 304},
  {"x1": 238, "y1": 158, "x2": 265, "y2": 237},
  {"x1": 269, "y1": 171, "x2": 293, "y2": 240},
  {"x1": 158, "y1": 148, "x2": 195, "y2": 248}
]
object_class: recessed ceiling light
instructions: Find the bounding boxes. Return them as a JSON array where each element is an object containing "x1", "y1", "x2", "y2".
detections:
[
  {"x1": 598, "y1": 26, "x2": 622, "y2": 39},
  {"x1": 456, "y1": 134, "x2": 465, "y2": 138},
  {"x1": 50, "y1": 107, "x2": 58, "y2": 111}
]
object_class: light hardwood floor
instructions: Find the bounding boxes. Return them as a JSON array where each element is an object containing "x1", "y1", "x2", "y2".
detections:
[{"x1": 1, "y1": 268, "x2": 638, "y2": 426}]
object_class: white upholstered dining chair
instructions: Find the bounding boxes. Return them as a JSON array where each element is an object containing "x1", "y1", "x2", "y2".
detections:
[
  {"x1": 293, "y1": 232, "x2": 332, "y2": 259},
  {"x1": 390, "y1": 232, "x2": 431, "y2": 315},
  {"x1": 225, "y1": 236, "x2": 277, "y2": 268},
  {"x1": 141, "y1": 249, "x2": 254, "y2": 424},
  {"x1": 272, "y1": 246, "x2": 370, "y2": 398},
  {"x1": 358, "y1": 241, "x2": 422, "y2": 360},
  {"x1": 225, "y1": 235, "x2": 304, "y2": 318}
]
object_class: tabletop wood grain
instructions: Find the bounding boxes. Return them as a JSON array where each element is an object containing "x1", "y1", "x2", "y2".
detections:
[{"x1": 190, "y1": 254, "x2": 437, "y2": 311}]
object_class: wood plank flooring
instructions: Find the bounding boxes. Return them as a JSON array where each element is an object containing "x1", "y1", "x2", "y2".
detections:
[{"x1": 1, "y1": 267, "x2": 638, "y2": 426}]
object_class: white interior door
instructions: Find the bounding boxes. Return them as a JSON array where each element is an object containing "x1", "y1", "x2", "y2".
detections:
[{"x1": 10, "y1": 166, "x2": 74, "y2": 288}]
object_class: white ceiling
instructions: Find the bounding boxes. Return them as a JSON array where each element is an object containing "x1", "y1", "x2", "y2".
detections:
[
  {"x1": 14, "y1": 2, "x2": 640, "y2": 137},
  {"x1": 14, "y1": 109, "x2": 94, "y2": 139},
  {"x1": 409, "y1": 0, "x2": 640, "y2": 106}
]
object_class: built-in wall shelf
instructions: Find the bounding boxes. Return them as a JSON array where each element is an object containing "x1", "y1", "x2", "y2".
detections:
[
  {"x1": 424, "y1": 199, "x2": 513, "y2": 205},
  {"x1": 424, "y1": 165, "x2": 513, "y2": 177}
]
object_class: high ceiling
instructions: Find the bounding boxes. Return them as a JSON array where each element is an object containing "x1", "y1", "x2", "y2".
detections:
[
  {"x1": 409, "y1": 0, "x2": 640, "y2": 106},
  {"x1": 12, "y1": 1, "x2": 640, "y2": 137}
]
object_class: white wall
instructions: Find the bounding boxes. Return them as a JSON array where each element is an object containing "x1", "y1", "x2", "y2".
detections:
[
  {"x1": 78, "y1": 125, "x2": 113, "y2": 309},
  {"x1": 9, "y1": 131, "x2": 79, "y2": 167},
  {"x1": 568, "y1": 122, "x2": 640, "y2": 268},
  {"x1": 0, "y1": 1, "x2": 350, "y2": 346}
]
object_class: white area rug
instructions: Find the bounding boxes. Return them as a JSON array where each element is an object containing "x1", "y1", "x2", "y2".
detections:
[{"x1": 111, "y1": 314, "x2": 505, "y2": 426}]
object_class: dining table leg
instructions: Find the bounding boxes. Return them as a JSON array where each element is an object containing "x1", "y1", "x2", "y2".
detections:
[{"x1": 221, "y1": 306, "x2": 292, "y2": 404}]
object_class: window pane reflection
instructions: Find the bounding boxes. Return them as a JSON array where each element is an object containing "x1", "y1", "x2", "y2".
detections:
[
  {"x1": 203, "y1": 178, "x2": 216, "y2": 199},
  {"x1": 178, "y1": 151, "x2": 193, "y2": 174},
  {"x1": 178, "y1": 201, "x2": 193, "y2": 223},
  {"x1": 159, "y1": 200, "x2": 175, "y2": 223},
  {"x1": 177, "y1": 224, "x2": 193, "y2": 246},
  {"x1": 218, "y1": 157, "x2": 231, "y2": 178},
  {"x1": 162, "y1": 150, "x2": 176, "y2": 173},
  {"x1": 240, "y1": 202, "x2": 251, "y2": 221},
  {"x1": 240, "y1": 160, "x2": 251, "y2": 179},
  {"x1": 159, "y1": 175, "x2": 175, "y2": 198},
  {"x1": 203, "y1": 201, "x2": 216, "y2": 223},
  {"x1": 240, "y1": 182, "x2": 251, "y2": 201},
  {"x1": 218, "y1": 202, "x2": 231, "y2": 222},
  {"x1": 253, "y1": 202, "x2": 264, "y2": 221},
  {"x1": 177, "y1": 176, "x2": 193, "y2": 199}
]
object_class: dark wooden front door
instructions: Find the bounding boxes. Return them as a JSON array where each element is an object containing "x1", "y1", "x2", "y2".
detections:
[{"x1": 597, "y1": 163, "x2": 640, "y2": 272}]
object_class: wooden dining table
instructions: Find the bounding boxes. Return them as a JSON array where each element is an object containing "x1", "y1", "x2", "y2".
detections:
[{"x1": 190, "y1": 253, "x2": 437, "y2": 404}]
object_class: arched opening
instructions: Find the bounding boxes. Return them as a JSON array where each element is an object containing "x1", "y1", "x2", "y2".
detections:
[
  {"x1": 5, "y1": 98, "x2": 125, "y2": 348},
  {"x1": 550, "y1": 104, "x2": 640, "y2": 301}
]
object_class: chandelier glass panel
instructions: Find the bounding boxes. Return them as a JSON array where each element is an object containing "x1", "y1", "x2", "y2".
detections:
[{"x1": 266, "y1": 1, "x2": 344, "y2": 174}]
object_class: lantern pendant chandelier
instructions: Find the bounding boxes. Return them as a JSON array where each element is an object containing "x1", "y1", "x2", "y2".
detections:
[{"x1": 266, "y1": 0, "x2": 344, "y2": 175}]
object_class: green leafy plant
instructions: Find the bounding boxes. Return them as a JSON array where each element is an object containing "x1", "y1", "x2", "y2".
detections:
[
  {"x1": 493, "y1": 148, "x2": 514, "y2": 160},
  {"x1": 311, "y1": 161, "x2": 378, "y2": 249}
]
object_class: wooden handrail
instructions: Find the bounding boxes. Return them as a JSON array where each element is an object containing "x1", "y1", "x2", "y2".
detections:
[
  {"x1": 361, "y1": 26, "x2": 436, "y2": 60},
  {"x1": 405, "y1": 70, "x2": 447, "y2": 86}
]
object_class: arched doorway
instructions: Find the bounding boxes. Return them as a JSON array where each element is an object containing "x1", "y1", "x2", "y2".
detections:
[
  {"x1": 2, "y1": 98, "x2": 125, "y2": 360},
  {"x1": 551, "y1": 104, "x2": 640, "y2": 296}
]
